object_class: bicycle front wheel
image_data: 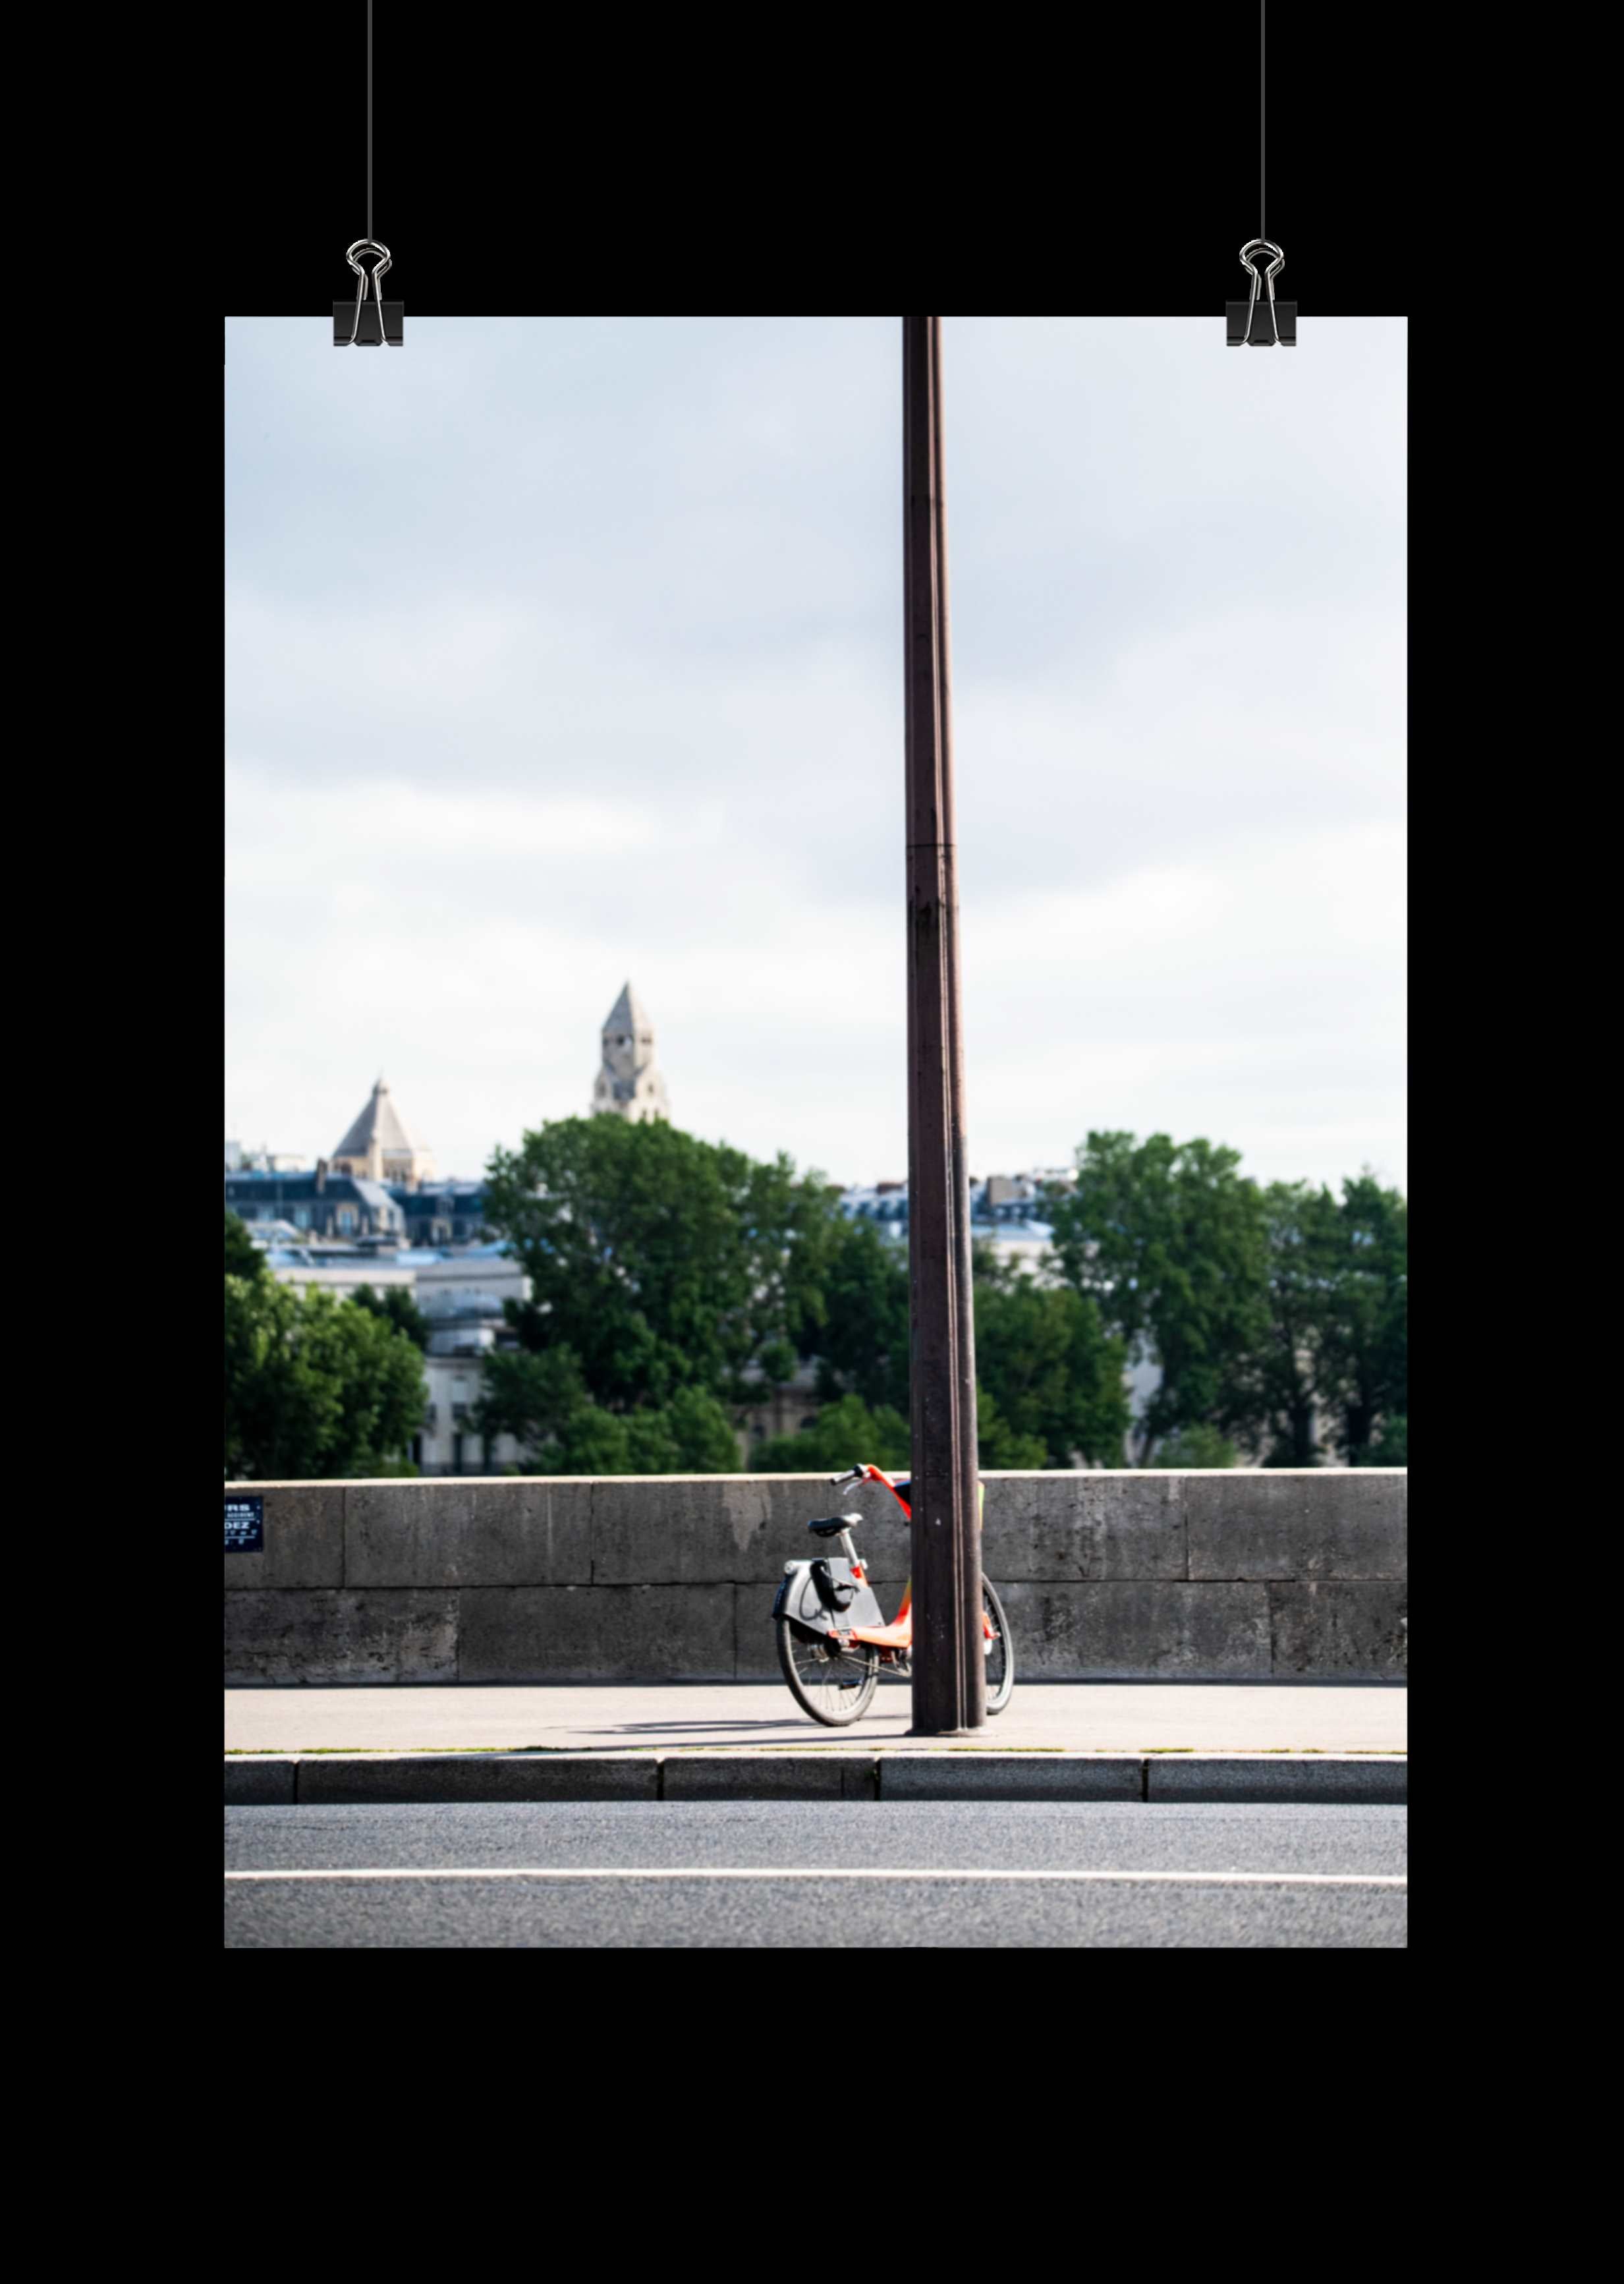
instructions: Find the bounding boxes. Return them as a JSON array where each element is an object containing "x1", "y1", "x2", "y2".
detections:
[
  {"x1": 983, "y1": 1578, "x2": 1015, "y2": 1714},
  {"x1": 777, "y1": 1621, "x2": 879, "y2": 1727}
]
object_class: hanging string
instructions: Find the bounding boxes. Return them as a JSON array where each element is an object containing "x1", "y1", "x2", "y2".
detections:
[
  {"x1": 367, "y1": 0, "x2": 373, "y2": 243},
  {"x1": 1260, "y1": 1, "x2": 1266, "y2": 241}
]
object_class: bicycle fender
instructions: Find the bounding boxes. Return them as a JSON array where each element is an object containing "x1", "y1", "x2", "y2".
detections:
[
  {"x1": 773, "y1": 1560, "x2": 884, "y2": 1635},
  {"x1": 773, "y1": 1560, "x2": 834, "y2": 1636}
]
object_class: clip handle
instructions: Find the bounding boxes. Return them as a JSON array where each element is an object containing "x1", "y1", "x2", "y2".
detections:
[
  {"x1": 343, "y1": 239, "x2": 395, "y2": 348},
  {"x1": 1237, "y1": 239, "x2": 1285, "y2": 346}
]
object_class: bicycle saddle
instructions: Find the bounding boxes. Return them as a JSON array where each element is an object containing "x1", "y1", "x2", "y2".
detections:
[{"x1": 807, "y1": 1514, "x2": 863, "y2": 1537}]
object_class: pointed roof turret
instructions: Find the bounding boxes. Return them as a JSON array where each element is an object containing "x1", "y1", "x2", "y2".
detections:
[
  {"x1": 604, "y1": 981, "x2": 651, "y2": 1036},
  {"x1": 333, "y1": 1077, "x2": 420, "y2": 1161},
  {"x1": 594, "y1": 983, "x2": 669, "y2": 1123}
]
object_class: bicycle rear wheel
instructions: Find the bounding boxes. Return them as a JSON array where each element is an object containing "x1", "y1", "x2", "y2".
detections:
[
  {"x1": 777, "y1": 1621, "x2": 879, "y2": 1727},
  {"x1": 983, "y1": 1578, "x2": 1015, "y2": 1714}
]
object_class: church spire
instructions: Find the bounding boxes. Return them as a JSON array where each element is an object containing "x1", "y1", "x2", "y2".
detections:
[{"x1": 592, "y1": 983, "x2": 670, "y2": 1124}]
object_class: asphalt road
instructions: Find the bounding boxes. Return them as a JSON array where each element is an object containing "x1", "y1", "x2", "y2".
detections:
[{"x1": 225, "y1": 1802, "x2": 1407, "y2": 1948}]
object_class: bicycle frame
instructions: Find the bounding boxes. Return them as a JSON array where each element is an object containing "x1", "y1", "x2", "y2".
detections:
[
  {"x1": 837, "y1": 1462, "x2": 989, "y2": 1661},
  {"x1": 773, "y1": 1463, "x2": 1011, "y2": 1724}
]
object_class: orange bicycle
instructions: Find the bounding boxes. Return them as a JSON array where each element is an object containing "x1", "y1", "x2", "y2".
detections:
[{"x1": 772, "y1": 1462, "x2": 1015, "y2": 1727}]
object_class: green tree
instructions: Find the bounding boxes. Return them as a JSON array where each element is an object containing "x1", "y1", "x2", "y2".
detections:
[
  {"x1": 748, "y1": 1383, "x2": 1051, "y2": 1473},
  {"x1": 225, "y1": 1276, "x2": 426, "y2": 1479},
  {"x1": 625, "y1": 1388, "x2": 743, "y2": 1474},
  {"x1": 473, "y1": 1348, "x2": 741, "y2": 1477},
  {"x1": 972, "y1": 1249, "x2": 1130, "y2": 1466},
  {"x1": 1243, "y1": 1175, "x2": 1409, "y2": 1468},
  {"x1": 225, "y1": 1210, "x2": 264, "y2": 1280},
  {"x1": 1147, "y1": 1424, "x2": 1240, "y2": 1468},
  {"x1": 973, "y1": 1388, "x2": 1050, "y2": 1470},
  {"x1": 538, "y1": 1393, "x2": 744, "y2": 1476},
  {"x1": 1358, "y1": 1413, "x2": 1407, "y2": 1466},
  {"x1": 1048, "y1": 1131, "x2": 1270, "y2": 1464},
  {"x1": 472, "y1": 1346, "x2": 589, "y2": 1456},
  {"x1": 1252, "y1": 1181, "x2": 1339, "y2": 1465},
  {"x1": 1317, "y1": 1175, "x2": 1407, "y2": 1465},
  {"x1": 351, "y1": 1281, "x2": 431, "y2": 1352},
  {"x1": 484, "y1": 1117, "x2": 835, "y2": 1414},
  {"x1": 798, "y1": 1218, "x2": 912, "y2": 1417},
  {"x1": 752, "y1": 1392, "x2": 911, "y2": 1473},
  {"x1": 549, "y1": 1402, "x2": 640, "y2": 1476}
]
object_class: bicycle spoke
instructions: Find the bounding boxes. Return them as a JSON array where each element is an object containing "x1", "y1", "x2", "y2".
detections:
[{"x1": 795, "y1": 1639, "x2": 860, "y2": 1708}]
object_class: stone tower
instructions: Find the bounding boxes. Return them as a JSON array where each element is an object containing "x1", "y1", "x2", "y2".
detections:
[
  {"x1": 331, "y1": 1077, "x2": 437, "y2": 1187},
  {"x1": 592, "y1": 983, "x2": 670, "y2": 1123}
]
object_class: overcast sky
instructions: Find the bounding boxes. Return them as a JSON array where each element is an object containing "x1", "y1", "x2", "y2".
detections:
[{"x1": 225, "y1": 315, "x2": 1405, "y2": 1197}]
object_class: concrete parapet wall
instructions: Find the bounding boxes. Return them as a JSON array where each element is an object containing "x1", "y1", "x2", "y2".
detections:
[{"x1": 223, "y1": 1470, "x2": 1407, "y2": 1684}]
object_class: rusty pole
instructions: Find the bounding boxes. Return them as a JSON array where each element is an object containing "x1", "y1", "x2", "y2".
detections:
[{"x1": 903, "y1": 316, "x2": 984, "y2": 1735}]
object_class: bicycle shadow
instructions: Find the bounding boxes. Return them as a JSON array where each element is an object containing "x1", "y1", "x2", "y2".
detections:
[{"x1": 541, "y1": 1713, "x2": 918, "y2": 1750}]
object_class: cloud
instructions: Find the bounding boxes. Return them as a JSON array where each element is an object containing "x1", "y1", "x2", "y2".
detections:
[{"x1": 225, "y1": 316, "x2": 1405, "y2": 1195}]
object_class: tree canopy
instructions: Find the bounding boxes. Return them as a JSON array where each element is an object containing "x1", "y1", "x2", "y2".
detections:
[
  {"x1": 1314, "y1": 1175, "x2": 1407, "y2": 1466},
  {"x1": 472, "y1": 1345, "x2": 742, "y2": 1476},
  {"x1": 476, "y1": 1117, "x2": 842, "y2": 1473},
  {"x1": 483, "y1": 1116, "x2": 831, "y2": 1413},
  {"x1": 476, "y1": 1118, "x2": 1138, "y2": 1477},
  {"x1": 971, "y1": 1248, "x2": 1129, "y2": 1467},
  {"x1": 1047, "y1": 1132, "x2": 1270, "y2": 1463},
  {"x1": 226, "y1": 1116, "x2": 1405, "y2": 1480},
  {"x1": 1047, "y1": 1135, "x2": 1407, "y2": 1466},
  {"x1": 351, "y1": 1282, "x2": 432, "y2": 1352},
  {"x1": 752, "y1": 1393, "x2": 912, "y2": 1473},
  {"x1": 798, "y1": 1217, "x2": 912, "y2": 1417},
  {"x1": 225, "y1": 1274, "x2": 427, "y2": 1479},
  {"x1": 225, "y1": 1209, "x2": 264, "y2": 1280}
]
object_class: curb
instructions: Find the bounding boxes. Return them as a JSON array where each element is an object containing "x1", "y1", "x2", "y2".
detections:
[
  {"x1": 225, "y1": 1752, "x2": 1406, "y2": 1808},
  {"x1": 1146, "y1": 1756, "x2": 1407, "y2": 1804}
]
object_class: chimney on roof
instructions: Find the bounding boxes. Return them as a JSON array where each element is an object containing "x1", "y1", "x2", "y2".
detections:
[{"x1": 315, "y1": 1158, "x2": 328, "y2": 1193}]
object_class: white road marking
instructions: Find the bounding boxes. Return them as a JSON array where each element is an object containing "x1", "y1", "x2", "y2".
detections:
[{"x1": 225, "y1": 1867, "x2": 1405, "y2": 1889}]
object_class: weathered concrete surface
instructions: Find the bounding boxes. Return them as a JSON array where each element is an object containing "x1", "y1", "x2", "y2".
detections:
[
  {"x1": 224, "y1": 1756, "x2": 298, "y2": 1805},
  {"x1": 1268, "y1": 1583, "x2": 1408, "y2": 1674},
  {"x1": 991, "y1": 1471, "x2": 1187, "y2": 1580},
  {"x1": 294, "y1": 1752, "x2": 659, "y2": 1804},
  {"x1": 878, "y1": 1755, "x2": 1142, "y2": 1802},
  {"x1": 1186, "y1": 1470, "x2": 1406, "y2": 1580},
  {"x1": 223, "y1": 1746, "x2": 1405, "y2": 1807},
  {"x1": 346, "y1": 1479, "x2": 593, "y2": 1589},
  {"x1": 459, "y1": 1585, "x2": 735, "y2": 1682},
  {"x1": 225, "y1": 1682, "x2": 1408, "y2": 1757},
  {"x1": 223, "y1": 1591, "x2": 457, "y2": 1684},
  {"x1": 1000, "y1": 1581, "x2": 1274, "y2": 1677},
  {"x1": 661, "y1": 1754, "x2": 879, "y2": 1801},
  {"x1": 221, "y1": 1484, "x2": 344, "y2": 1591},
  {"x1": 591, "y1": 1477, "x2": 832, "y2": 1585},
  {"x1": 223, "y1": 1471, "x2": 1406, "y2": 1682},
  {"x1": 1146, "y1": 1755, "x2": 1407, "y2": 1805}
]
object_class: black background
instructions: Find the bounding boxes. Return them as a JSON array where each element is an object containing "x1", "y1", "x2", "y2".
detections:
[
  {"x1": 212, "y1": 6, "x2": 1422, "y2": 1549},
  {"x1": 227, "y1": 3, "x2": 1408, "y2": 321}
]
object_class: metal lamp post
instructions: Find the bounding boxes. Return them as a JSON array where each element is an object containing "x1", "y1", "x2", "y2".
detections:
[{"x1": 902, "y1": 316, "x2": 984, "y2": 1735}]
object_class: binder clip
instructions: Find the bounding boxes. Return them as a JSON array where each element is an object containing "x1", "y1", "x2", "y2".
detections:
[
  {"x1": 1227, "y1": 240, "x2": 1295, "y2": 346},
  {"x1": 333, "y1": 239, "x2": 402, "y2": 347}
]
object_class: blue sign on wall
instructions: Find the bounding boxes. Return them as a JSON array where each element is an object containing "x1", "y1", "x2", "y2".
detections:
[{"x1": 225, "y1": 1495, "x2": 264, "y2": 1553}]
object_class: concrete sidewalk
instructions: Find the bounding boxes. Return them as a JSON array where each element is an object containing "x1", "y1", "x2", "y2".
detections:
[
  {"x1": 225, "y1": 1682, "x2": 1407, "y2": 1802},
  {"x1": 227, "y1": 1681, "x2": 1406, "y2": 1758}
]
